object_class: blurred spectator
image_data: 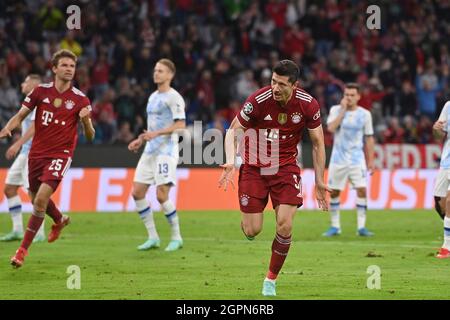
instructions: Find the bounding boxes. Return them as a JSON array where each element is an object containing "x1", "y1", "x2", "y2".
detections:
[
  {"x1": 416, "y1": 62, "x2": 448, "y2": 120},
  {"x1": 383, "y1": 117, "x2": 405, "y2": 143},
  {"x1": 402, "y1": 115, "x2": 419, "y2": 144},
  {"x1": 60, "y1": 31, "x2": 83, "y2": 57},
  {"x1": 113, "y1": 121, "x2": 135, "y2": 144},
  {"x1": 399, "y1": 80, "x2": 417, "y2": 116}
]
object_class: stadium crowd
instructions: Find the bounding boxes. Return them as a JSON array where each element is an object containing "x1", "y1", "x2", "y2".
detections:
[{"x1": 0, "y1": 0, "x2": 449, "y2": 146}]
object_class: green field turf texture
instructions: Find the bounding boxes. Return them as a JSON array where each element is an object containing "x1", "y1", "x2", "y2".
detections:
[{"x1": 0, "y1": 210, "x2": 449, "y2": 300}]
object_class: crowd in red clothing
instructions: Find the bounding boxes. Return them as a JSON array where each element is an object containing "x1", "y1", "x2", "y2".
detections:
[{"x1": 0, "y1": 0, "x2": 448, "y2": 145}]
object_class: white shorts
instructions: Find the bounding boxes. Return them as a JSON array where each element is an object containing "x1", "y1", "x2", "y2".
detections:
[
  {"x1": 434, "y1": 168, "x2": 450, "y2": 197},
  {"x1": 5, "y1": 153, "x2": 29, "y2": 189},
  {"x1": 328, "y1": 163, "x2": 367, "y2": 191},
  {"x1": 134, "y1": 153, "x2": 178, "y2": 186}
]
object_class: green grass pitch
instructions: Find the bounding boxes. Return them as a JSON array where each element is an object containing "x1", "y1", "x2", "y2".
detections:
[{"x1": 0, "y1": 210, "x2": 449, "y2": 300}]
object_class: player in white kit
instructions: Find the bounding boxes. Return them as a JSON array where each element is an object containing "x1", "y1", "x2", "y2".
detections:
[
  {"x1": 0, "y1": 75, "x2": 45, "y2": 242},
  {"x1": 432, "y1": 100, "x2": 450, "y2": 258},
  {"x1": 323, "y1": 83, "x2": 375, "y2": 237},
  {"x1": 128, "y1": 59, "x2": 185, "y2": 252}
]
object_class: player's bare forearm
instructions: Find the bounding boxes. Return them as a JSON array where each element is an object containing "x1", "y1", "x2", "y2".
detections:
[
  {"x1": 0, "y1": 107, "x2": 31, "y2": 139},
  {"x1": 309, "y1": 126, "x2": 326, "y2": 184},
  {"x1": 81, "y1": 118, "x2": 95, "y2": 142},
  {"x1": 327, "y1": 110, "x2": 346, "y2": 133},
  {"x1": 364, "y1": 135, "x2": 375, "y2": 168},
  {"x1": 224, "y1": 117, "x2": 244, "y2": 165}
]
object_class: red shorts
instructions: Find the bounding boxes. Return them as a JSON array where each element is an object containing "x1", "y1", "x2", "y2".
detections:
[
  {"x1": 28, "y1": 157, "x2": 72, "y2": 193},
  {"x1": 238, "y1": 163, "x2": 303, "y2": 213}
]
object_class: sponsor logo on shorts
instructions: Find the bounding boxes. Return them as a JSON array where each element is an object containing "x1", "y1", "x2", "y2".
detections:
[{"x1": 240, "y1": 194, "x2": 249, "y2": 206}]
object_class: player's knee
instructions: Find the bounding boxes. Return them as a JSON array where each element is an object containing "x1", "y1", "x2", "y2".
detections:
[
  {"x1": 4, "y1": 185, "x2": 17, "y2": 198},
  {"x1": 276, "y1": 219, "x2": 292, "y2": 237},
  {"x1": 132, "y1": 189, "x2": 145, "y2": 200},
  {"x1": 356, "y1": 188, "x2": 366, "y2": 198},
  {"x1": 156, "y1": 193, "x2": 168, "y2": 204},
  {"x1": 243, "y1": 224, "x2": 261, "y2": 237},
  {"x1": 33, "y1": 196, "x2": 49, "y2": 213},
  {"x1": 330, "y1": 190, "x2": 340, "y2": 198},
  {"x1": 435, "y1": 196, "x2": 446, "y2": 220}
]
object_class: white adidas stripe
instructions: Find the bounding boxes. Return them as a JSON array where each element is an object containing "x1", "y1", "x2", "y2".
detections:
[
  {"x1": 296, "y1": 92, "x2": 312, "y2": 101},
  {"x1": 296, "y1": 90, "x2": 312, "y2": 99},
  {"x1": 256, "y1": 91, "x2": 272, "y2": 103},
  {"x1": 255, "y1": 89, "x2": 272, "y2": 100},
  {"x1": 256, "y1": 94, "x2": 272, "y2": 104},
  {"x1": 296, "y1": 94, "x2": 312, "y2": 102},
  {"x1": 296, "y1": 96, "x2": 312, "y2": 103}
]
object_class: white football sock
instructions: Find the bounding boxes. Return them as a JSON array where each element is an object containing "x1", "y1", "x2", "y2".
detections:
[
  {"x1": 8, "y1": 196, "x2": 23, "y2": 233},
  {"x1": 135, "y1": 198, "x2": 159, "y2": 240},
  {"x1": 356, "y1": 197, "x2": 367, "y2": 230},
  {"x1": 162, "y1": 200, "x2": 182, "y2": 241},
  {"x1": 330, "y1": 197, "x2": 340, "y2": 229}
]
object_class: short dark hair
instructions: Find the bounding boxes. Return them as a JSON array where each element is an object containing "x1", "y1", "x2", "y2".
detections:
[
  {"x1": 272, "y1": 60, "x2": 299, "y2": 84},
  {"x1": 51, "y1": 49, "x2": 77, "y2": 67},
  {"x1": 345, "y1": 82, "x2": 361, "y2": 93}
]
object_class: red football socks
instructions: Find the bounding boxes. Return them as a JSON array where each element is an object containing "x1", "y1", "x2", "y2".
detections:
[
  {"x1": 267, "y1": 232, "x2": 292, "y2": 280},
  {"x1": 21, "y1": 212, "x2": 44, "y2": 250},
  {"x1": 46, "y1": 199, "x2": 63, "y2": 223}
]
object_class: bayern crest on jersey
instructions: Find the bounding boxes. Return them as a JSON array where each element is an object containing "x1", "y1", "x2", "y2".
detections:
[
  {"x1": 291, "y1": 112, "x2": 302, "y2": 124},
  {"x1": 65, "y1": 100, "x2": 75, "y2": 110}
]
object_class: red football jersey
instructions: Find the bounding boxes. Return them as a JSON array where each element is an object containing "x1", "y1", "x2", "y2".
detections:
[
  {"x1": 236, "y1": 85, "x2": 322, "y2": 167},
  {"x1": 22, "y1": 82, "x2": 91, "y2": 159}
]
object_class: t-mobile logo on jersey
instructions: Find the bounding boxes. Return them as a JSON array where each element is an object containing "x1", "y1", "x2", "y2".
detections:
[{"x1": 42, "y1": 110, "x2": 54, "y2": 126}]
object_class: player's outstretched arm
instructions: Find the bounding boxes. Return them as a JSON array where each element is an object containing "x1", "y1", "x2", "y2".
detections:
[
  {"x1": 5, "y1": 122, "x2": 35, "y2": 160},
  {"x1": 308, "y1": 125, "x2": 331, "y2": 211},
  {"x1": 0, "y1": 106, "x2": 31, "y2": 140},
  {"x1": 218, "y1": 117, "x2": 244, "y2": 191},
  {"x1": 79, "y1": 107, "x2": 95, "y2": 142}
]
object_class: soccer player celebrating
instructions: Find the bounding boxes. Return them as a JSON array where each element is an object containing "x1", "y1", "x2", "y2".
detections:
[
  {"x1": 432, "y1": 100, "x2": 450, "y2": 258},
  {"x1": 219, "y1": 60, "x2": 329, "y2": 296},
  {"x1": 1, "y1": 75, "x2": 46, "y2": 242},
  {"x1": 0, "y1": 49, "x2": 95, "y2": 268},
  {"x1": 323, "y1": 83, "x2": 375, "y2": 237},
  {"x1": 128, "y1": 59, "x2": 185, "y2": 252}
]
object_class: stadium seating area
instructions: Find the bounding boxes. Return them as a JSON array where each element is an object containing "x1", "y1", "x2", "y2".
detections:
[{"x1": 0, "y1": 0, "x2": 448, "y2": 146}]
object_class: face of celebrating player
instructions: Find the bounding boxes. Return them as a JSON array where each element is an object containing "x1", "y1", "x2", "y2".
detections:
[
  {"x1": 343, "y1": 88, "x2": 360, "y2": 109},
  {"x1": 271, "y1": 72, "x2": 296, "y2": 105},
  {"x1": 153, "y1": 62, "x2": 173, "y2": 86},
  {"x1": 52, "y1": 57, "x2": 76, "y2": 82}
]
